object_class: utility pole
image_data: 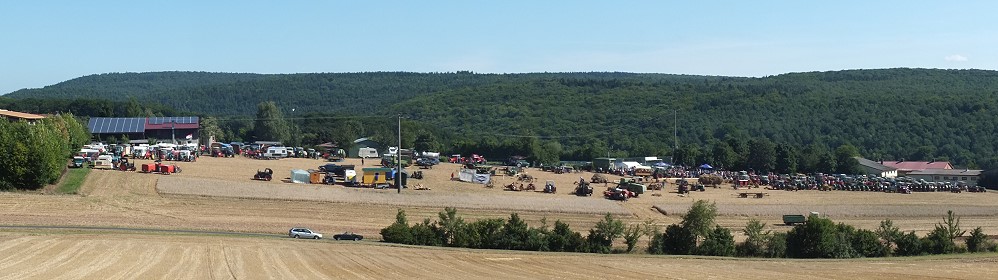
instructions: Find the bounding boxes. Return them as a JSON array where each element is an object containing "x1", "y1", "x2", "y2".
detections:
[
  {"x1": 673, "y1": 109, "x2": 678, "y2": 150},
  {"x1": 397, "y1": 114, "x2": 402, "y2": 194},
  {"x1": 171, "y1": 121, "x2": 176, "y2": 144}
]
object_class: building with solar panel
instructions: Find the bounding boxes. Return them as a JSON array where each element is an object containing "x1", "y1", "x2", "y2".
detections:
[{"x1": 87, "y1": 117, "x2": 200, "y2": 144}]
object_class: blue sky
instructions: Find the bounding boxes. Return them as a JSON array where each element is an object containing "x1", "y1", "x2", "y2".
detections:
[{"x1": 2, "y1": 1, "x2": 996, "y2": 94}]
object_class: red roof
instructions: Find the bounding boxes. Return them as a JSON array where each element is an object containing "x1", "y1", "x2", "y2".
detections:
[{"x1": 881, "y1": 161, "x2": 952, "y2": 171}]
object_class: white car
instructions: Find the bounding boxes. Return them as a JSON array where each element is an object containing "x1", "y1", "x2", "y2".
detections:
[{"x1": 289, "y1": 228, "x2": 322, "y2": 239}]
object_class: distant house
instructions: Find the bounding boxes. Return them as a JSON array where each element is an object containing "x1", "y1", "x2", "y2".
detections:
[
  {"x1": 907, "y1": 169, "x2": 982, "y2": 186},
  {"x1": 881, "y1": 160, "x2": 953, "y2": 176},
  {"x1": 348, "y1": 137, "x2": 382, "y2": 158},
  {"x1": 0, "y1": 109, "x2": 45, "y2": 124},
  {"x1": 854, "y1": 157, "x2": 898, "y2": 178}
]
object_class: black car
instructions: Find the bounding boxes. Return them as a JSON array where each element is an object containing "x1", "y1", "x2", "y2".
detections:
[
  {"x1": 333, "y1": 232, "x2": 364, "y2": 241},
  {"x1": 319, "y1": 164, "x2": 354, "y2": 177}
]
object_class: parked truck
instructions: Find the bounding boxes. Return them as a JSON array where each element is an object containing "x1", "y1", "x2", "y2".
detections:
[{"x1": 782, "y1": 214, "x2": 807, "y2": 226}]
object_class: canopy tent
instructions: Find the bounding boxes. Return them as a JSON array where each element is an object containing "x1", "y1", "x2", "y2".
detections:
[
  {"x1": 699, "y1": 164, "x2": 714, "y2": 169},
  {"x1": 653, "y1": 162, "x2": 671, "y2": 167}
]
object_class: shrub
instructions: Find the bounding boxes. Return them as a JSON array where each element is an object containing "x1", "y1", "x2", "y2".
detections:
[
  {"x1": 966, "y1": 227, "x2": 991, "y2": 253},
  {"x1": 499, "y1": 213, "x2": 531, "y2": 250},
  {"x1": 659, "y1": 224, "x2": 696, "y2": 255},
  {"x1": 464, "y1": 218, "x2": 505, "y2": 249},
  {"x1": 894, "y1": 231, "x2": 923, "y2": 256},
  {"x1": 736, "y1": 219, "x2": 769, "y2": 257},
  {"x1": 830, "y1": 224, "x2": 858, "y2": 258},
  {"x1": 697, "y1": 226, "x2": 735, "y2": 256},
  {"x1": 923, "y1": 211, "x2": 966, "y2": 254},
  {"x1": 585, "y1": 213, "x2": 624, "y2": 254},
  {"x1": 622, "y1": 223, "x2": 646, "y2": 253},
  {"x1": 786, "y1": 216, "x2": 838, "y2": 258},
  {"x1": 851, "y1": 229, "x2": 886, "y2": 257},
  {"x1": 681, "y1": 200, "x2": 718, "y2": 241},
  {"x1": 435, "y1": 207, "x2": 466, "y2": 247},
  {"x1": 410, "y1": 219, "x2": 442, "y2": 246},
  {"x1": 876, "y1": 219, "x2": 901, "y2": 256},
  {"x1": 380, "y1": 209, "x2": 413, "y2": 244},
  {"x1": 765, "y1": 232, "x2": 788, "y2": 258}
]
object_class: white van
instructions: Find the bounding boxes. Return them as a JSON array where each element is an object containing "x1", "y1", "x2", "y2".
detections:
[{"x1": 265, "y1": 146, "x2": 289, "y2": 158}]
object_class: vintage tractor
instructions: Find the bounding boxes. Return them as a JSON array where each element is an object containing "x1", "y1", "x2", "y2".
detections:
[
  {"x1": 254, "y1": 168, "x2": 274, "y2": 181},
  {"x1": 517, "y1": 173, "x2": 535, "y2": 182},
  {"x1": 574, "y1": 181, "x2": 593, "y2": 196},
  {"x1": 604, "y1": 188, "x2": 630, "y2": 201},
  {"x1": 543, "y1": 180, "x2": 557, "y2": 194},
  {"x1": 591, "y1": 173, "x2": 609, "y2": 184},
  {"x1": 690, "y1": 183, "x2": 706, "y2": 192}
]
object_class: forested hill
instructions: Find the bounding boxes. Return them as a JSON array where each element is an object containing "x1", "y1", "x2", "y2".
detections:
[
  {"x1": 6, "y1": 69, "x2": 998, "y2": 168},
  {"x1": 6, "y1": 71, "x2": 719, "y2": 115}
]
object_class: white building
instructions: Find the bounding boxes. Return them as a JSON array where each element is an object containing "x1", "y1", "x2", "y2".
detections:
[
  {"x1": 907, "y1": 169, "x2": 982, "y2": 186},
  {"x1": 854, "y1": 157, "x2": 898, "y2": 178}
]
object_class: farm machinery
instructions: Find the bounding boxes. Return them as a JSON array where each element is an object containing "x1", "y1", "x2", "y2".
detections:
[
  {"x1": 543, "y1": 180, "x2": 557, "y2": 194},
  {"x1": 574, "y1": 181, "x2": 593, "y2": 196},
  {"x1": 505, "y1": 182, "x2": 536, "y2": 191},
  {"x1": 604, "y1": 188, "x2": 635, "y2": 201},
  {"x1": 254, "y1": 168, "x2": 274, "y2": 181},
  {"x1": 591, "y1": 173, "x2": 609, "y2": 184}
]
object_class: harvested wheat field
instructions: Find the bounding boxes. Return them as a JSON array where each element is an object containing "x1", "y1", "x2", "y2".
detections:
[
  {"x1": 0, "y1": 232, "x2": 995, "y2": 280},
  {"x1": 2, "y1": 155, "x2": 998, "y2": 278}
]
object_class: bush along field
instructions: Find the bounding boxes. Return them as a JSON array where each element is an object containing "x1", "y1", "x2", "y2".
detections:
[{"x1": 382, "y1": 201, "x2": 998, "y2": 257}]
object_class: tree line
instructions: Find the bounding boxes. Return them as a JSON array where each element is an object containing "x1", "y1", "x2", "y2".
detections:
[
  {"x1": 0, "y1": 114, "x2": 89, "y2": 190},
  {"x1": 381, "y1": 202, "x2": 998, "y2": 258},
  {"x1": 7, "y1": 68, "x2": 998, "y2": 169}
]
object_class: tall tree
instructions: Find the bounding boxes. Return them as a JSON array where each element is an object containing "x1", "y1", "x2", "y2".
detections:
[
  {"x1": 775, "y1": 143, "x2": 799, "y2": 174},
  {"x1": 253, "y1": 101, "x2": 290, "y2": 144},
  {"x1": 834, "y1": 144, "x2": 861, "y2": 174},
  {"x1": 747, "y1": 138, "x2": 776, "y2": 173},
  {"x1": 708, "y1": 140, "x2": 736, "y2": 170}
]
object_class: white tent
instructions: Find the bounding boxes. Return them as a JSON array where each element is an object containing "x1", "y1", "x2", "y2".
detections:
[{"x1": 614, "y1": 161, "x2": 643, "y2": 170}]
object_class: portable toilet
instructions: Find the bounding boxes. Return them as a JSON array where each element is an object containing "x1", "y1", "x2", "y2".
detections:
[{"x1": 291, "y1": 169, "x2": 310, "y2": 184}]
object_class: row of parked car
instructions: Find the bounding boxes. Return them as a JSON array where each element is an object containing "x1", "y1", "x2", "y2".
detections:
[{"x1": 289, "y1": 227, "x2": 363, "y2": 241}]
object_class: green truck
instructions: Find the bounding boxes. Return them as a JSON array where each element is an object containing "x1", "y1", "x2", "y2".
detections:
[{"x1": 782, "y1": 214, "x2": 807, "y2": 225}]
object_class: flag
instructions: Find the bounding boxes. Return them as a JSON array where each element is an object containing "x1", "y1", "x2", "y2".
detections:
[{"x1": 185, "y1": 134, "x2": 193, "y2": 140}]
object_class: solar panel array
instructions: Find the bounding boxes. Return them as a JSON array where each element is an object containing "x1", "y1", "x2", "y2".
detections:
[
  {"x1": 149, "y1": 116, "x2": 198, "y2": 124},
  {"x1": 88, "y1": 118, "x2": 146, "y2": 134}
]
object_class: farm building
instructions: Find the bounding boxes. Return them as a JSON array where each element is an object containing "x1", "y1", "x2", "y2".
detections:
[
  {"x1": 854, "y1": 157, "x2": 899, "y2": 178},
  {"x1": 881, "y1": 160, "x2": 953, "y2": 176},
  {"x1": 349, "y1": 137, "x2": 382, "y2": 158},
  {"x1": 0, "y1": 109, "x2": 45, "y2": 123},
  {"x1": 907, "y1": 169, "x2": 982, "y2": 186},
  {"x1": 88, "y1": 117, "x2": 200, "y2": 144}
]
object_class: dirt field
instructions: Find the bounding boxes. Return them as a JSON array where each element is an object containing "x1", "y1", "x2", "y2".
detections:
[
  {"x1": 0, "y1": 232, "x2": 995, "y2": 280},
  {"x1": 2, "y1": 155, "x2": 998, "y2": 278}
]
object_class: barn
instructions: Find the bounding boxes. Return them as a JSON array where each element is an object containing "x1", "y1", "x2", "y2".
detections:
[{"x1": 88, "y1": 117, "x2": 200, "y2": 144}]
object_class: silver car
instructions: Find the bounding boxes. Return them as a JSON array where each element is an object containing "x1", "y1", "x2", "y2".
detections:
[{"x1": 289, "y1": 227, "x2": 323, "y2": 239}]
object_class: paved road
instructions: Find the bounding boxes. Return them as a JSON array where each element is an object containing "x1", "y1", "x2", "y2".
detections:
[{"x1": 0, "y1": 224, "x2": 283, "y2": 238}]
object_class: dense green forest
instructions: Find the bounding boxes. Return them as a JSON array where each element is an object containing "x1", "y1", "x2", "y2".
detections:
[{"x1": 5, "y1": 69, "x2": 998, "y2": 169}]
